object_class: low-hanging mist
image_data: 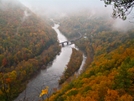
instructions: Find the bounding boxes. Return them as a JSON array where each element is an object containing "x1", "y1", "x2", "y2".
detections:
[
  {"x1": 16, "y1": 10, "x2": 31, "y2": 34},
  {"x1": 18, "y1": 0, "x2": 134, "y2": 32},
  {"x1": 0, "y1": 0, "x2": 133, "y2": 32}
]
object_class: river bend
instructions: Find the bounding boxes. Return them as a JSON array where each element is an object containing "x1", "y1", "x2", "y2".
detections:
[{"x1": 15, "y1": 24, "x2": 85, "y2": 101}]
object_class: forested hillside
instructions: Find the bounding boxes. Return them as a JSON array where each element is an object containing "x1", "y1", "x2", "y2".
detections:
[
  {"x1": 0, "y1": 1, "x2": 60, "y2": 101},
  {"x1": 48, "y1": 11, "x2": 134, "y2": 101}
]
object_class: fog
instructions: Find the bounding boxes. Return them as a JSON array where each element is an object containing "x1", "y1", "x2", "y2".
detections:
[
  {"x1": 19, "y1": 0, "x2": 134, "y2": 31},
  {"x1": 16, "y1": 10, "x2": 31, "y2": 34},
  {"x1": 0, "y1": 0, "x2": 134, "y2": 31},
  {"x1": 18, "y1": 0, "x2": 110, "y2": 17},
  {"x1": 19, "y1": 0, "x2": 104, "y2": 11}
]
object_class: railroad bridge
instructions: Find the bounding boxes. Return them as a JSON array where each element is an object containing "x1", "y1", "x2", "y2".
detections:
[
  {"x1": 59, "y1": 33, "x2": 82, "y2": 47},
  {"x1": 60, "y1": 40, "x2": 74, "y2": 47}
]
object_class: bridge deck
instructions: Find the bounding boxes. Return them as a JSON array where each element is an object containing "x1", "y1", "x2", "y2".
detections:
[{"x1": 60, "y1": 33, "x2": 82, "y2": 45}]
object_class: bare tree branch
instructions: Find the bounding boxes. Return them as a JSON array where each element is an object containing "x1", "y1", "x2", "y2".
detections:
[{"x1": 101, "y1": 0, "x2": 134, "y2": 20}]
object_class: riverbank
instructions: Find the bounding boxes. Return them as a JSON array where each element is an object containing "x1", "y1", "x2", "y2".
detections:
[
  {"x1": 15, "y1": 24, "x2": 73, "y2": 101},
  {"x1": 59, "y1": 48, "x2": 83, "y2": 84},
  {"x1": 15, "y1": 23, "x2": 87, "y2": 101},
  {"x1": 12, "y1": 44, "x2": 60, "y2": 101}
]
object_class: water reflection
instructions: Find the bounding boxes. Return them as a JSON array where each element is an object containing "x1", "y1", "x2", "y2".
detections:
[{"x1": 15, "y1": 24, "x2": 73, "y2": 101}]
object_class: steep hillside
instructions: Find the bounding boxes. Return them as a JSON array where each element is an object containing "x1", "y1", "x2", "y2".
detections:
[
  {"x1": 59, "y1": 11, "x2": 112, "y2": 39},
  {"x1": 0, "y1": 1, "x2": 60, "y2": 101},
  {"x1": 47, "y1": 12, "x2": 134, "y2": 101}
]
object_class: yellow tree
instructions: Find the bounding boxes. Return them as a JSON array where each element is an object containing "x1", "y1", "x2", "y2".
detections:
[
  {"x1": 39, "y1": 86, "x2": 49, "y2": 100},
  {"x1": 119, "y1": 94, "x2": 133, "y2": 101},
  {"x1": 105, "y1": 89, "x2": 119, "y2": 101}
]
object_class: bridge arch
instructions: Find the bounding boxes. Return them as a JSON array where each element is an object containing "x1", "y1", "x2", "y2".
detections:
[
  {"x1": 59, "y1": 32, "x2": 83, "y2": 47},
  {"x1": 60, "y1": 41, "x2": 72, "y2": 47}
]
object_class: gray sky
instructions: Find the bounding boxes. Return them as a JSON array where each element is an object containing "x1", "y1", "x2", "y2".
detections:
[
  {"x1": 18, "y1": 0, "x2": 112, "y2": 18},
  {"x1": 19, "y1": 0, "x2": 106, "y2": 12},
  {"x1": 19, "y1": 0, "x2": 104, "y2": 7}
]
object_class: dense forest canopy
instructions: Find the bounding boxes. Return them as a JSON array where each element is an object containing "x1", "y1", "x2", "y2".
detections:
[
  {"x1": 47, "y1": 10, "x2": 134, "y2": 101},
  {"x1": 0, "y1": 0, "x2": 134, "y2": 101},
  {"x1": 0, "y1": 0, "x2": 60, "y2": 101}
]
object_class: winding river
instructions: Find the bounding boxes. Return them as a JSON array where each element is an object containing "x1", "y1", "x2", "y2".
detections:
[{"x1": 15, "y1": 24, "x2": 86, "y2": 101}]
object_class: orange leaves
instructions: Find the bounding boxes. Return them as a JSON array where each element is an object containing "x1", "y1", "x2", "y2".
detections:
[
  {"x1": 5, "y1": 78, "x2": 11, "y2": 83},
  {"x1": 124, "y1": 48, "x2": 133, "y2": 57},
  {"x1": 105, "y1": 89, "x2": 119, "y2": 101},
  {"x1": 2, "y1": 70, "x2": 17, "y2": 84},
  {"x1": 8, "y1": 70, "x2": 17, "y2": 81},
  {"x1": 39, "y1": 86, "x2": 49, "y2": 97},
  {"x1": 66, "y1": 94, "x2": 97, "y2": 101},
  {"x1": 105, "y1": 90, "x2": 133, "y2": 101},
  {"x1": 0, "y1": 1, "x2": 61, "y2": 100},
  {"x1": 80, "y1": 96, "x2": 96, "y2": 101},
  {"x1": 119, "y1": 94, "x2": 133, "y2": 101}
]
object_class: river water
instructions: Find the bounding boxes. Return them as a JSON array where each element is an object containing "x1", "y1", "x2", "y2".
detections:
[{"x1": 15, "y1": 24, "x2": 86, "y2": 101}]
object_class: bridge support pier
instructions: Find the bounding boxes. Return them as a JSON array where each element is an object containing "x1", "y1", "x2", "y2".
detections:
[
  {"x1": 67, "y1": 41, "x2": 69, "y2": 45},
  {"x1": 62, "y1": 43, "x2": 64, "y2": 47},
  {"x1": 60, "y1": 33, "x2": 82, "y2": 47}
]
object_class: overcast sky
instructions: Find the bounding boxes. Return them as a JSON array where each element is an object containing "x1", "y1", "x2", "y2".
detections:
[
  {"x1": 19, "y1": 0, "x2": 104, "y2": 8},
  {"x1": 18, "y1": 0, "x2": 113, "y2": 18},
  {"x1": 19, "y1": 0, "x2": 107, "y2": 12}
]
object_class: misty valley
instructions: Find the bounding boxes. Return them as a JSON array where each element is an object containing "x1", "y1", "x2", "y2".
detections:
[{"x1": 0, "y1": 0, "x2": 134, "y2": 101}]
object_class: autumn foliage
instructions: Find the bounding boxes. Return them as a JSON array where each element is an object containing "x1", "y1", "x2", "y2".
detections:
[
  {"x1": 47, "y1": 11, "x2": 134, "y2": 101},
  {"x1": 0, "y1": 1, "x2": 60, "y2": 101}
]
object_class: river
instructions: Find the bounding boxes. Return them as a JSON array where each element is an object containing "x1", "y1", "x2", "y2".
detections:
[{"x1": 15, "y1": 23, "x2": 86, "y2": 101}]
